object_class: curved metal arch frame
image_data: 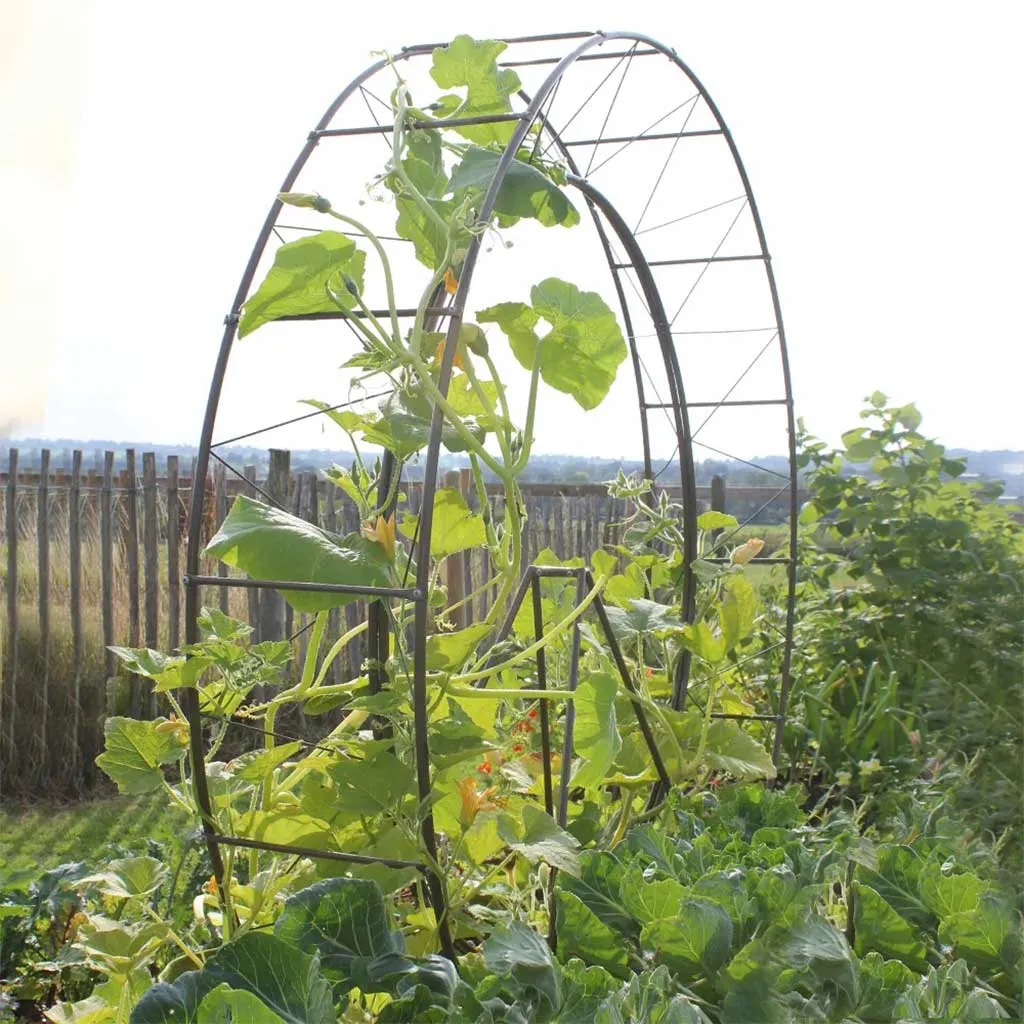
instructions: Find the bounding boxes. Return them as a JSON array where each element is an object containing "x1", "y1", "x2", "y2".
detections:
[{"x1": 181, "y1": 30, "x2": 798, "y2": 963}]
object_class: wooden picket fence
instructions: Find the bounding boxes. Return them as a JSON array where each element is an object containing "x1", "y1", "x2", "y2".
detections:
[{"x1": 0, "y1": 446, "x2": 796, "y2": 796}]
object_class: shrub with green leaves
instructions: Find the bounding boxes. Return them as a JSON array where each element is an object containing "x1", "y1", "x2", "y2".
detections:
[{"x1": 779, "y1": 396, "x2": 1024, "y2": 865}]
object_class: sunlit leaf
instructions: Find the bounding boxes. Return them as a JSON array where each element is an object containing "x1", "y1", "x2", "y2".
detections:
[
  {"x1": 556, "y1": 891, "x2": 630, "y2": 975},
  {"x1": 96, "y1": 717, "x2": 188, "y2": 795},
  {"x1": 238, "y1": 232, "x2": 365, "y2": 338},
  {"x1": 430, "y1": 36, "x2": 521, "y2": 146},
  {"x1": 399, "y1": 487, "x2": 486, "y2": 558},
  {"x1": 572, "y1": 673, "x2": 621, "y2": 790},
  {"x1": 205, "y1": 496, "x2": 390, "y2": 612}
]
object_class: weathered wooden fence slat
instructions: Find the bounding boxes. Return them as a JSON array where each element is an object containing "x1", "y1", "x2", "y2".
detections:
[{"x1": 70, "y1": 450, "x2": 83, "y2": 775}]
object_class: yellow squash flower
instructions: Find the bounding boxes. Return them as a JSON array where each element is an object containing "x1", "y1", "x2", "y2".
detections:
[
  {"x1": 362, "y1": 514, "x2": 396, "y2": 561},
  {"x1": 731, "y1": 538, "x2": 765, "y2": 565},
  {"x1": 457, "y1": 776, "x2": 497, "y2": 829}
]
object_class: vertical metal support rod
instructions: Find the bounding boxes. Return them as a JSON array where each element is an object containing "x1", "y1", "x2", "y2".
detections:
[
  {"x1": 556, "y1": 570, "x2": 588, "y2": 827},
  {"x1": 530, "y1": 572, "x2": 555, "y2": 818}
]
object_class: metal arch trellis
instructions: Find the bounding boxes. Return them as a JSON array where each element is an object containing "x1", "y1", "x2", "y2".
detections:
[{"x1": 180, "y1": 29, "x2": 799, "y2": 964}]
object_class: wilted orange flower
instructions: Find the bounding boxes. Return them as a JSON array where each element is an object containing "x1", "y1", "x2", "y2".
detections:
[
  {"x1": 443, "y1": 267, "x2": 459, "y2": 295},
  {"x1": 203, "y1": 875, "x2": 219, "y2": 896},
  {"x1": 433, "y1": 335, "x2": 465, "y2": 371},
  {"x1": 362, "y1": 514, "x2": 396, "y2": 560},
  {"x1": 731, "y1": 537, "x2": 765, "y2": 565},
  {"x1": 155, "y1": 715, "x2": 189, "y2": 743},
  {"x1": 457, "y1": 776, "x2": 497, "y2": 829}
]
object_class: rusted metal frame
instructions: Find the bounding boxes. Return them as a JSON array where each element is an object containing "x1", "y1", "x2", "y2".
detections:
[
  {"x1": 556, "y1": 570, "x2": 588, "y2": 827},
  {"x1": 183, "y1": 575, "x2": 419, "y2": 600}
]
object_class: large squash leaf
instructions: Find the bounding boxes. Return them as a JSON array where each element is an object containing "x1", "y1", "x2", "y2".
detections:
[
  {"x1": 96, "y1": 717, "x2": 189, "y2": 795},
  {"x1": 204, "y1": 496, "x2": 390, "y2": 612},
  {"x1": 238, "y1": 232, "x2": 365, "y2": 338},
  {"x1": 448, "y1": 146, "x2": 579, "y2": 228},
  {"x1": 479, "y1": 279, "x2": 627, "y2": 411},
  {"x1": 430, "y1": 36, "x2": 521, "y2": 147}
]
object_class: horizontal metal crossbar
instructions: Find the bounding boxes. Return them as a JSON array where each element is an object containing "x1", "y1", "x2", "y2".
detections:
[
  {"x1": 614, "y1": 254, "x2": 765, "y2": 269},
  {"x1": 710, "y1": 713, "x2": 782, "y2": 722},
  {"x1": 565, "y1": 128, "x2": 722, "y2": 147},
  {"x1": 702, "y1": 557, "x2": 791, "y2": 565},
  {"x1": 532, "y1": 565, "x2": 587, "y2": 578},
  {"x1": 501, "y1": 47, "x2": 661, "y2": 68},
  {"x1": 275, "y1": 307, "x2": 452, "y2": 322},
  {"x1": 314, "y1": 113, "x2": 523, "y2": 138},
  {"x1": 212, "y1": 834, "x2": 425, "y2": 870},
  {"x1": 645, "y1": 398, "x2": 788, "y2": 410},
  {"x1": 183, "y1": 575, "x2": 420, "y2": 599}
]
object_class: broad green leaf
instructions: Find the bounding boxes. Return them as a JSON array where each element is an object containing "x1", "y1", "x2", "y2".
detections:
[
  {"x1": 560, "y1": 852, "x2": 635, "y2": 937},
  {"x1": 483, "y1": 921, "x2": 561, "y2": 1009},
  {"x1": 703, "y1": 721, "x2": 776, "y2": 781},
  {"x1": 895, "y1": 403, "x2": 922, "y2": 430},
  {"x1": 479, "y1": 280, "x2": 628, "y2": 411},
  {"x1": 477, "y1": 301, "x2": 541, "y2": 369},
  {"x1": 868, "y1": 390, "x2": 887, "y2": 408},
  {"x1": 595, "y1": 965, "x2": 711, "y2": 1024},
  {"x1": 556, "y1": 959, "x2": 622, "y2": 1024},
  {"x1": 448, "y1": 146, "x2": 579, "y2": 228},
  {"x1": 274, "y1": 878, "x2": 403, "y2": 991},
  {"x1": 853, "y1": 883, "x2": 928, "y2": 971},
  {"x1": 556, "y1": 891, "x2": 630, "y2": 976},
  {"x1": 197, "y1": 986, "x2": 286, "y2": 1024},
  {"x1": 919, "y1": 867, "x2": 987, "y2": 920},
  {"x1": 855, "y1": 952, "x2": 917, "y2": 1023},
  {"x1": 499, "y1": 804, "x2": 581, "y2": 875},
  {"x1": 204, "y1": 933, "x2": 334, "y2": 1024},
  {"x1": 938, "y1": 894, "x2": 1022, "y2": 972},
  {"x1": 238, "y1": 231, "x2": 365, "y2": 338},
  {"x1": 430, "y1": 36, "x2": 521, "y2": 146},
  {"x1": 858, "y1": 845, "x2": 934, "y2": 929},
  {"x1": 131, "y1": 972, "x2": 216, "y2": 1024},
  {"x1": 620, "y1": 869, "x2": 688, "y2": 925},
  {"x1": 679, "y1": 621, "x2": 725, "y2": 664},
  {"x1": 77, "y1": 916, "x2": 166, "y2": 974},
  {"x1": 399, "y1": 487, "x2": 486, "y2": 558},
  {"x1": 205, "y1": 496, "x2": 390, "y2": 612},
  {"x1": 426, "y1": 623, "x2": 491, "y2": 671},
  {"x1": 108, "y1": 647, "x2": 209, "y2": 693},
  {"x1": 696, "y1": 510, "x2": 738, "y2": 532},
  {"x1": 641, "y1": 899, "x2": 732, "y2": 980},
  {"x1": 46, "y1": 998, "x2": 117, "y2": 1024},
  {"x1": 229, "y1": 742, "x2": 303, "y2": 784},
  {"x1": 81, "y1": 856, "x2": 169, "y2": 899},
  {"x1": 328, "y1": 751, "x2": 414, "y2": 818},
  {"x1": 395, "y1": 195, "x2": 460, "y2": 270},
  {"x1": 572, "y1": 672, "x2": 621, "y2": 789},
  {"x1": 601, "y1": 599, "x2": 681, "y2": 644},
  {"x1": 718, "y1": 574, "x2": 757, "y2": 651},
  {"x1": 96, "y1": 717, "x2": 188, "y2": 795},
  {"x1": 776, "y1": 915, "x2": 859, "y2": 1003}
]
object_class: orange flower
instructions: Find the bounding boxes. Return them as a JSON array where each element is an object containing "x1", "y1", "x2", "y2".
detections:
[
  {"x1": 457, "y1": 776, "x2": 497, "y2": 829},
  {"x1": 477, "y1": 760, "x2": 492, "y2": 775},
  {"x1": 433, "y1": 335, "x2": 465, "y2": 371},
  {"x1": 443, "y1": 267, "x2": 459, "y2": 295},
  {"x1": 511, "y1": 743, "x2": 525, "y2": 755},
  {"x1": 362, "y1": 514, "x2": 396, "y2": 560},
  {"x1": 527, "y1": 707, "x2": 538, "y2": 719},
  {"x1": 731, "y1": 537, "x2": 765, "y2": 565}
]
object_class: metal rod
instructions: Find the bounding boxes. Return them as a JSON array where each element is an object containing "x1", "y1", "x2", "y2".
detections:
[
  {"x1": 566, "y1": 128, "x2": 721, "y2": 147},
  {"x1": 614, "y1": 254, "x2": 764, "y2": 269},
  {"x1": 210, "y1": 390, "x2": 393, "y2": 449},
  {"x1": 587, "y1": 581, "x2": 671, "y2": 788},
  {"x1": 314, "y1": 112, "x2": 523, "y2": 137},
  {"x1": 183, "y1": 575, "x2": 418, "y2": 599},
  {"x1": 683, "y1": 398, "x2": 787, "y2": 409},
  {"x1": 472, "y1": 568, "x2": 536, "y2": 688},
  {"x1": 502, "y1": 47, "x2": 660, "y2": 68},
  {"x1": 211, "y1": 834, "x2": 424, "y2": 870},
  {"x1": 568, "y1": 174, "x2": 700, "y2": 711},
  {"x1": 557, "y1": 570, "x2": 588, "y2": 827},
  {"x1": 531, "y1": 574, "x2": 555, "y2": 818},
  {"x1": 703, "y1": 556, "x2": 790, "y2": 565},
  {"x1": 275, "y1": 306, "x2": 452, "y2": 321},
  {"x1": 711, "y1": 713, "x2": 781, "y2": 722}
]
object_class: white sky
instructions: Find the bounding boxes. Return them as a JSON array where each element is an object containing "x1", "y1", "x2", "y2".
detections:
[{"x1": 2, "y1": 1, "x2": 1022, "y2": 462}]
